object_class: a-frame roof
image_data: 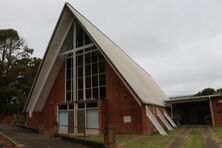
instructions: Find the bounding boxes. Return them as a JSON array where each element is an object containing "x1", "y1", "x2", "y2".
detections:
[{"x1": 24, "y1": 3, "x2": 168, "y2": 113}]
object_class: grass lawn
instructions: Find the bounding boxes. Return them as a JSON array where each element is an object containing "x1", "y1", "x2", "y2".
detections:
[
  {"x1": 70, "y1": 128, "x2": 182, "y2": 147},
  {"x1": 122, "y1": 128, "x2": 181, "y2": 148},
  {"x1": 210, "y1": 127, "x2": 222, "y2": 143},
  {"x1": 184, "y1": 128, "x2": 204, "y2": 148}
]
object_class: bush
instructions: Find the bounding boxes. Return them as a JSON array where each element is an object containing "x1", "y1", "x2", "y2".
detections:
[{"x1": 11, "y1": 114, "x2": 25, "y2": 125}]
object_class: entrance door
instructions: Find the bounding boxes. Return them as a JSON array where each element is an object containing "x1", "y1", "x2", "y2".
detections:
[
  {"x1": 58, "y1": 111, "x2": 68, "y2": 132},
  {"x1": 86, "y1": 109, "x2": 99, "y2": 134}
]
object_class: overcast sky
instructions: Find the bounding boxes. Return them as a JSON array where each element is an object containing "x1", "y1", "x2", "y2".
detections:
[{"x1": 1, "y1": 0, "x2": 222, "y2": 97}]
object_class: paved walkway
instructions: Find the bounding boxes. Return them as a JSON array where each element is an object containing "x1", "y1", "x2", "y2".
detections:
[
  {"x1": 0, "y1": 123, "x2": 90, "y2": 148},
  {"x1": 167, "y1": 127, "x2": 221, "y2": 148},
  {"x1": 167, "y1": 128, "x2": 191, "y2": 148},
  {"x1": 202, "y1": 128, "x2": 219, "y2": 148}
]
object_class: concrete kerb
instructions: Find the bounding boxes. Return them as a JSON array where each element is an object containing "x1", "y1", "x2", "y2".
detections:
[
  {"x1": 14, "y1": 123, "x2": 39, "y2": 133},
  {"x1": 0, "y1": 132, "x2": 18, "y2": 148}
]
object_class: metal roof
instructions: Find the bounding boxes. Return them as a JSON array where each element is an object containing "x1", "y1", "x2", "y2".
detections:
[
  {"x1": 25, "y1": 3, "x2": 168, "y2": 112},
  {"x1": 166, "y1": 94, "x2": 222, "y2": 104}
]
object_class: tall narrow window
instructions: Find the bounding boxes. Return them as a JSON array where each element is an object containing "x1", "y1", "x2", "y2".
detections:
[{"x1": 66, "y1": 53, "x2": 73, "y2": 101}]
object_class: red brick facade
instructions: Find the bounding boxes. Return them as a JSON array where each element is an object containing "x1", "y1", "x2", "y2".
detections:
[
  {"x1": 26, "y1": 64, "x2": 65, "y2": 133},
  {"x1": 26, "y1": 61, "x2": 167, "y2": 135},
  {"x1": 210, "y1": 97, "x2": 222, "y2": 126}
]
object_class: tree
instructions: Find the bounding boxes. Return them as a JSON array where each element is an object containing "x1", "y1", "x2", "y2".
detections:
[
  {"x1": 195, "y1": 88, "x2": 217, "y2": 96},
  {"x1": 0, "y1": 29, "x2": 41, "y2": 117}
]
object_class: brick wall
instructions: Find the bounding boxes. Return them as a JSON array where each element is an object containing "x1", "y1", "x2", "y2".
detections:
[
  {"x1": 26, "y1": 61, "x2": 167, "y2": 135},
  {"x1": 26, "y1": 64, "x2": 65, "y2": 133},
  {"x1": 210, "y1": 97, "x2": 222, "y2": 126},
  {"x1": 104, "y1": 62, "x2": 167, "y2": 135}
]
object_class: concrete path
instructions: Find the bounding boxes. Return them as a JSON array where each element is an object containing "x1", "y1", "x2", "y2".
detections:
[
  {"x1": 0, "y1": 123, "x2": 90, "y2": 148},
  {"x1": 167, "y1": 128, "x2": 192, "y2": 148},
  {"x1": 202, "y1": 128, "x2": 219, "y2": 148}
]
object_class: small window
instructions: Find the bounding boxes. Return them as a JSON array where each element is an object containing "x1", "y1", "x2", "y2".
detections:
[
  {"x1": 86, "y1": 102, "x2": 98, "y2": 108},
  {"x1": 59, "y1": 104, "x2": 67, "y2": 110},
  {"x1": 78, "y1": 103, "x2": 85, "y2": 109},
  {"x1": 92, "y1": 63, "x2": 98, "y2": 75},
  {"x1": 69, "y1": 104, "x2": 74, "y2": 110}
]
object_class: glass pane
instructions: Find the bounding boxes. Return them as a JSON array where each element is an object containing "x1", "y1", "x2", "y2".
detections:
[
  {"x1": 85, "y1": 64, "x2": 91, "y2": 76},
  {"x1": 93, "y1": 88, "x2": 98, "y2": 99},
  {"x1": 85, "y1": 33, "x2": 92, "y2": 45},
  {"x1": 77, "y1": 55, "x2": 83, "y2": 66},
  {"x1": 86, "y1": 102, "x2": 98, "y2": 108},
  {"x1": 99, "y1": 74, "x2": 105, "y2": 86},
  {"x1": 66, "y1": 69, "x2": 72, "y2": 80},
  {"x1": 76, "y1": 25, "x2": 83, "y2": 47},
  {"x1": 85, "y1": 52, "x2": 91, "y2": 64},
  {"x1": 78, "y1": 66, "x2": 83, "y2": 78},
  {"x1": 66, "y1": 80, "x2": 71, "y2": 90},
  {"x1": 100, "y1": 87, "x2": 106, "y2": 99},
  {"x1": 78, "y1": 90, "x2": 83, "y2": 101},
  {"x1": 67, "y1": 58, "x2": 72, "y2": 68},
  {"x1": 86, "y1": 89, "x2": 92, "y2": 99},
  {"x1": 66, "y1": 91, "x2": 71, "y2": 101},
  {"x1": 99, "y1": 62, "x2": 105, "y2": 73},
  {"x1": 78, "y1": 78, "x2": 83, "y2": 89},
  {"x1": 91, "y1": 51, "x2": 97, "y2": 63},
  {"x1": 69, "y1": 104, "x2": 74, "y2": 110},
  {"x1": 92, "y1": 75, "x2": 98, "y2": 87},
  {"x1": 85, "y1": 76, "x2": 91, "y2": 88},
  {"x1": 78, "y1": 103, "x2": 85, "y2": 109},
  {"x1": 92, "y1": 63, "x2": 98, "y2": 75},
  {"x1": 98, "y1": 52, "x2": 104, "y2": 61},
  {"x1": 59, "y1": 105, "x2": 67, "y2": 110}
]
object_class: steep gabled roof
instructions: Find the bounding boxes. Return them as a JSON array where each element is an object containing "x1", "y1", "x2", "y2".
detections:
[{"x1": 24, "y1": 3, "x2": 168, "y2": 113}]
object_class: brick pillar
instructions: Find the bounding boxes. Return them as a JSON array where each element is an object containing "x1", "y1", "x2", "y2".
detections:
[{"x1": 104, "y1": 125, "x2": 116, "y2": 148}]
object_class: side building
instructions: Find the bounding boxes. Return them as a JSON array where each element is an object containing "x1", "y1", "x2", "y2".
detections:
[{"x1": 24, "y1": 3, "x2": 171, "y2": 135}]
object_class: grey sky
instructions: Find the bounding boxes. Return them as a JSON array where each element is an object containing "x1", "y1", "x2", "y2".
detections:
[{"x1": 1, "y1": 0, "x2": 222, "y2": 97}]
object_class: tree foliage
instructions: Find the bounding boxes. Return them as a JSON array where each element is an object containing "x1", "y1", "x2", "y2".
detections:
[
  {"x1": 195, "y1": 88, "x2": 222, "y2": 96},
  {"x1": 0, "y1": 29, "x2": 41, "y2": 117}
]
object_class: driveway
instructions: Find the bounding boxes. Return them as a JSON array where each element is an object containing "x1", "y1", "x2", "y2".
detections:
[{"x1": 0, "y1": 123, "x2": 90, "y2": 148}]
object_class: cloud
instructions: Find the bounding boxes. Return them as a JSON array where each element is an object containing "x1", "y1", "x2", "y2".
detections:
[{"x1": 1, "y1": 0, "x2": 222, "y2": 97}]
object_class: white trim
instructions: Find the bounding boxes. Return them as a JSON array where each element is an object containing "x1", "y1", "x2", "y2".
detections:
[
  {"x1": 157, "y1": 109, "x2": 173, "y2": 131},
  {"x1": 164, "y1": 110, "x2": 177, "y2": 128},
  {"x1": 58, "y1": 43, "x2": 94, "y2": 56},
  {"x1": 145, "y1": 106, "x2": 167, "y2": 136},
  {"x1": 29, "y1": 20, "x2": 73, "y2": 113}
]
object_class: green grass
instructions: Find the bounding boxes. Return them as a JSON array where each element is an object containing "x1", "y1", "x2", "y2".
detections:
[
  {"x1": 211, "y1": 127, "x2": 222, "y2": 142},
  {"x1": 122, "y1": 128, "x2": 181, "y2": 148},
  {"x1": 184, "y1": 128, "x2": 204, "y2": 148},
  {"x1": 68, "y1": 128, "x2": 182, "y2": 148}
]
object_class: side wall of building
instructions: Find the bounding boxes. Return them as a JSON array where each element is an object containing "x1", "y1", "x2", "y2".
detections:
[
  {"x1": 210, "y1": 97, "x2": 222, "y2": 126},
  {"x1": 26, "y1": 64, "x2": 65, "y2": 133}
]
